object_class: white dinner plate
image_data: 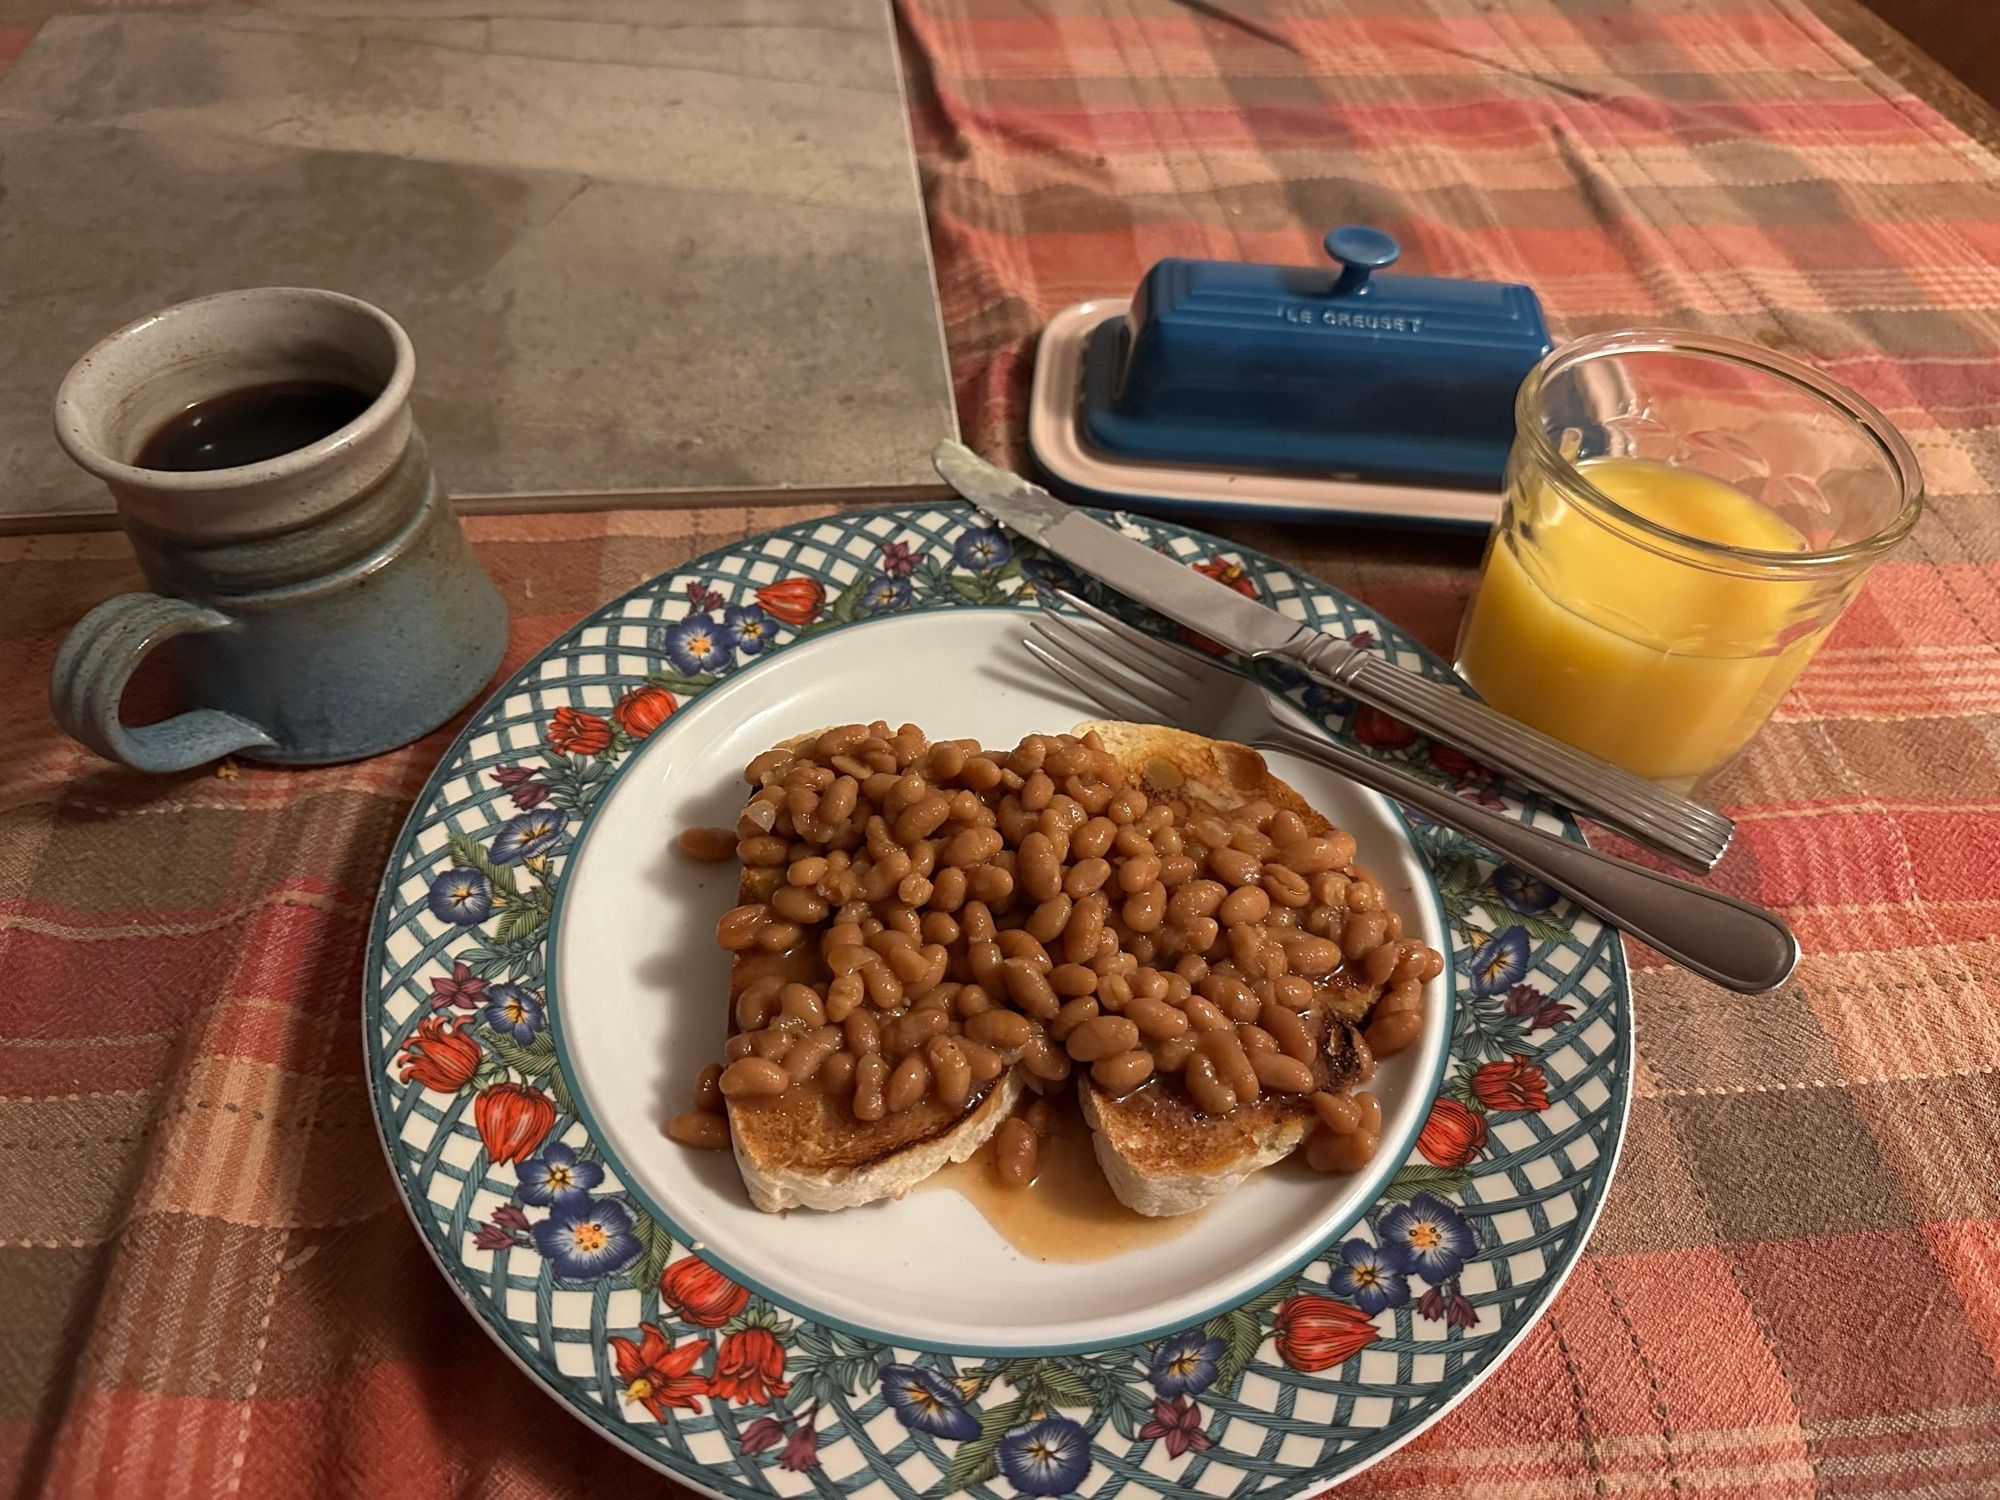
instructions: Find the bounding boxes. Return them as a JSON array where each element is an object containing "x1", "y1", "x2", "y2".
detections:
[{"x1": 365, "y1": 502, "x2": 1631, "y2": 1498}]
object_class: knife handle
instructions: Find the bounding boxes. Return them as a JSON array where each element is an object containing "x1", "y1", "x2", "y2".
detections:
[{"x1": 1286, "y1": 633, "x2": 1734, "y2": 872}]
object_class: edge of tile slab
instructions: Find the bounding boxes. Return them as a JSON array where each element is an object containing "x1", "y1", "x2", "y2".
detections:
[
  {"x1": 880, "y1": 0, "x2": 963, "y2": 459},
  {"x1": 0, "y1": 481, "x2": 960, "y2": 535}
]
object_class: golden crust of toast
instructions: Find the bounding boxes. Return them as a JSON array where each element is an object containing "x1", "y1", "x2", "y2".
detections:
[
  {"x1": 730, "y1": 1077, "x2": 1000, "y2": 1174},
  {"x1": 730, "y1": 1072, "x2": 1023, "y2": 1214}
]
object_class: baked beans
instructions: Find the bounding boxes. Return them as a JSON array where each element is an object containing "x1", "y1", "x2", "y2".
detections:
[
  {"x1": 1307, "y1": 1122, "x2": 1379, "y2": 1173},
  {"x1": 1184, "y1": 1052, "x2": 1238, "y2": 1115},
  {"x1": 995, "y1": 1118, "x2": 1039, "y2": 1186},
  {"x1": 1050, "y1": 962, "x2": 1098, "y2": 998},
  {"x1": 719, "y1": 1057, "x2": 788, "y2": 1098},
  {"x1": 1126, "y1": 995, "x2": 1189, "y2": 1040},
  {"x1": 678, "y1": 826, "x2": 738, "y2": 863},
  {"x1": 668, "y1": 1111, "x2": 730, "y2": 1148},
  {"x1": 1067, "y1": 1015, "x2": 1141, "y2": 1062},
  {"x1": 1364, "y1": 1010, "x2": 1424, "y2": 1058},
  {"x1": 885, "y1": 1054, "x2": 930, "y2": 1114},
  {"x1": 685, "y1": 726, "x2": 1438, "y2": 1184},
  {"x1": 785, "y1": 1026, "x2": 842, "y2": 1085},
  {"x1": 691, "y1": 1063, "x2": 724, "y2": 1112},
  {"x1": 1251, "y1": 1051, "x2": 1315, "y2": 1093},
  {"x1": 1050, "y1": 995, "x2": 1100, "y2": 1043},
  {"x1": 929, "y1": 1035, "x2": 973, "y2": 1106},
  {"x1": 852, "y1": 1052, "x2": 888, "y2": 1121},
  {"x1": 960, "y1": 1038, "x2": 1006, "y2": 1082}
]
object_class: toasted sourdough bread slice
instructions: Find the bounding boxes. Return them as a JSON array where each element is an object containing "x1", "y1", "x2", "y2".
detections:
[
  {"x1": 731, "y1": 1068, "x2": 1024, "y2": 1213},
  {"x1": 1076, "y1": 721, "x2": 1370, "y2": 1217},
  {"x1": 727, "y1": 730, "x2": 1022, "y2": 1213}
]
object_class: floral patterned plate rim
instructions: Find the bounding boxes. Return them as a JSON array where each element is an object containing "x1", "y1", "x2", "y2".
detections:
[{"x1": 365, "y1": 502, "x2": 1632, "y2": 1499}]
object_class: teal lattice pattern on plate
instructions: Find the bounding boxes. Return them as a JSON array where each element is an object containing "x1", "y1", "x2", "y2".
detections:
[{"x1": 365, "y1": 504, "x2": 1631, "y2": 1498}]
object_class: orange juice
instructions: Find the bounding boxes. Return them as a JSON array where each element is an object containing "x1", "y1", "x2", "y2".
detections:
[{"x1": 1455, "y1": 458, "x2": 1826, "y2": 785}]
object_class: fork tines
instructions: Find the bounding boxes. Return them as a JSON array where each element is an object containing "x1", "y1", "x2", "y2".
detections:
[{"x1": 1025, "y1": 591, "x2": 1207, "y2": 728}]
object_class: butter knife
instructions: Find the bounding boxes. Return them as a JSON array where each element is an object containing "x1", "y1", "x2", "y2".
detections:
[{"x1": 933, "y1": 440, "x2": 1733, "y2": 871}]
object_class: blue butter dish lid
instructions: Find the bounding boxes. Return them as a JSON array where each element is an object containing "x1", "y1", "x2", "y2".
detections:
[{"x1": 1079, "y1": 226, "x2": 1552, "y2": 491}]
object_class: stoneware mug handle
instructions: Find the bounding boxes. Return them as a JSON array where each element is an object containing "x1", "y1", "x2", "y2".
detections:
[{"x1": 51, "y1": 594, "x2": 277, "y2": 772}]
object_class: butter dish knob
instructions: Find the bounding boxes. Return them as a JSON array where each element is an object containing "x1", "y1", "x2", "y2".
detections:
[{"x1": 1324, "y1": 225, "x2": 1400, "y2": 295}]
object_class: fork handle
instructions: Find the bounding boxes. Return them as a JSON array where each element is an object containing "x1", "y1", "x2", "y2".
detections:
[
  {"x1": 1257, "y1": 719, "x2": 1798, "y2": 994},
  {"x1": 1285, "y1": 636, "x2": 1733, "y2": 872}
]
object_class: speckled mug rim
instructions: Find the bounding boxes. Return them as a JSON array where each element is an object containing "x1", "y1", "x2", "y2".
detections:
[{"x1": 54, "y1": 286, "x2": 415, "y2": 497}]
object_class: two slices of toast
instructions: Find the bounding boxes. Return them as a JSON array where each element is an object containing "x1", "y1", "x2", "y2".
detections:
[{"x1": 724, "y1": 722, "x2": 1387, "y2": 1217}]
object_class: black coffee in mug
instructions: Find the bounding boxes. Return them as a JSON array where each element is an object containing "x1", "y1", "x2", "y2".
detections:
[{"x1": 134, "y1": 379, "x2": 374, "y2": 472}]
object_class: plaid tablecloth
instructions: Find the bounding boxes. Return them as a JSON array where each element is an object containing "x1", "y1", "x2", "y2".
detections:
[{"x1": 5, "y1": 1, "x2": 1999, "y2": 1494}]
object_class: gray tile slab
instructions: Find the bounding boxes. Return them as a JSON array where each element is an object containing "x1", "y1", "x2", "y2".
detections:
[{"x1": 0, "y1": 2, "x2": 955, "y2": 526}]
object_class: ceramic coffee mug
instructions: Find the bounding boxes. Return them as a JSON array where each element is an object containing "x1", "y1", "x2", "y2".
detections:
[{"x1": 50, "y1": 288, "x2": 508, "y2": 772}]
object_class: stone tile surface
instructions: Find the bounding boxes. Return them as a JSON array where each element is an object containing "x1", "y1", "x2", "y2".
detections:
[{"x1": 0, "y1": 0, "x2": 954, "y2": 524}]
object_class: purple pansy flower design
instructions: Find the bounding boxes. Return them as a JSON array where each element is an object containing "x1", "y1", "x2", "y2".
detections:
[
  {"x1": 1467, "y1": 927, "x2": 1532, "y2": 997},
  {"x1": 1330, "y1": 1236, "x2": 1411, "y2": 1315},
  {"x1": 1021, "y1": 552, "x2": 1084, "y2": 597},
  {"x1": 951, "y1": 526, "x2": 1012, "y2": 573},
  {"x1": 480, "y1": 982, "x2": 546, "y2": 1043},
  {"x1": 881, "y1": 1364, "x2": 980, "y2": 1440},
  {"x1": 723, "y1": 604, "x2": 777, "y2": 657},
  {"x1": 488, "y1": 808, "x2": 568, "y2": 864},
  {"x1": 1492, "y1": 864, "x2": 1559, "y2": 914},
  {"x1": 1148, "y1": 1329, "x2": 1225, "y2": 1397},
  {"x1": 859, "y1": 575, "x2": 913, "y2": 615},
  {"x1": 1377, "y1": 1192, "x2": 1477, "y2": 1283},
  {"x1": 997, "y1": 1416, "x2": 1091, "y2": 1496},
  {"x1": 426, "y1": 868, "x2": 491, "y2": 926},
  {"x1": 530, "y1": 1196, "x2": 642, "y2": 1281},
  {"x1": 661, "y1": 613, "x2": 737, "y2": 674},
  {"x1": 516, "y1": 1142, "x2": 603, "y2": 1210}
]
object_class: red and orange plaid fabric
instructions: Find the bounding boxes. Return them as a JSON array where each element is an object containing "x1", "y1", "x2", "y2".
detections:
[{"x1": 5, "y1": 0, "x2": 1999, "y2": 1494}]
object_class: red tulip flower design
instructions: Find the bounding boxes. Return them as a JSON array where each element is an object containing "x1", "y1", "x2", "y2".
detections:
[
  {"x1": 1273, "y1": 1294, "x2": 1379, "y2": 1373},
  {"x1": 613, "y1": 685, "x2": 677, "y2": 740},
  {"x1": 547, "y1": 706, "x2": 612, "y2": 756},
  {"x1": 474, "y1": 1082, "x2": 555, "y2": 1164},
  {"x1": 660, "y1": 1256, "x2": 751, "y2": 1328},
  {"x1": 755, "y1": 577, "x2": 825, "y2": 627}
]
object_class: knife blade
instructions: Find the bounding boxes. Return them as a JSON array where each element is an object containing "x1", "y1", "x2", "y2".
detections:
[
  {"x1": 932, "y1": 440, "x2": 1733, "y2": 871},
  {"x1": 932, "y1": 440, "x2": 1356, "y2": 674}
]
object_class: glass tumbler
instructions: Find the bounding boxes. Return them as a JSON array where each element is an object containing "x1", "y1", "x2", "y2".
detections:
[{"x1": 1454, "y1": 329, "x2": 1923, "y2": 791}]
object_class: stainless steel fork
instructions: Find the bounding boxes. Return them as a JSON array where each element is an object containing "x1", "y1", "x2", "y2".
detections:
[{"x1": 1023, "y1": 593, "x2": 1799, "y2": 995}]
